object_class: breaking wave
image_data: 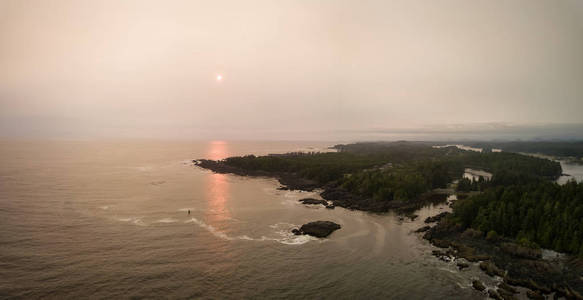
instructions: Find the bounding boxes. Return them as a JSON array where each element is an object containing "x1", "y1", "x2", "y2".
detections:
[{"x1": 185, "y1": 218, "x2": 317, "y2": 245}]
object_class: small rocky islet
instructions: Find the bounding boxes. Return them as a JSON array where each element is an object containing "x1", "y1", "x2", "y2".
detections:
[
  {"x1": 291, "y1": 221, "x2": 341, "y2": 238},
  {"x1": 298, "y1": 198, "x2": 335, "y2": 209}
]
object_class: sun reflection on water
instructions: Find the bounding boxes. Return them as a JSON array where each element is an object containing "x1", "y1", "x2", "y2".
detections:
[{"x1": 204, "y1": 141, "x2": 231, "y2": 225}]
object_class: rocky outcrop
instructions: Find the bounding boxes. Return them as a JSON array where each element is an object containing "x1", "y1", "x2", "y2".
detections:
[
  {"x1": 415, "y1": 226, "x2": 431, "y2": 233},
  {"x1": 472, "y1": 280, "x2": 486, "y2": 292},
  {"x1": 488, "y1": 290, "x2": 503, "y2": 300},
  {"x1": 424, "y1": 212, "x2": 450, "y2": 223},
  {"x1": 299, "y1": 198, "x2": 328, "y2": 205},
  {"x1": 497, "y1": 283, "x2": 517, "y2": 294},
  {"x1": 298, "y1": 198, "x2": 335, "y2": 209},
  {"x1": 292, "y1": 221, "x2": 341, "y2": 238},
  {"x1": 479, "y1": 261, "x2": 505, "y2": 277},
  {"x1": 497, "y1": 288, "x2": 518, "y2": 300},
  {"x1": 526, "y1": 290, "x2": 544, "y2": 300}
]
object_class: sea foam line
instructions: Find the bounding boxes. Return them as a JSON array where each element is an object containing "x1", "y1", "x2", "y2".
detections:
[{"x1": 185, "y1": 218, "x2": 317, "y2": 245}]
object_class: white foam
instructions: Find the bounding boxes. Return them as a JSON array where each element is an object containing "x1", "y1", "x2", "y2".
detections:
[
  {"x1": 184, "y1": 219, "x2": 317, "y2": 245},
  {"x1": 100, "y1": 205, "x2": 110, "y2": 210},
  {"x1": 116, "y1": 217, "x2": 146, "y2": 226},
  {"x1": 269, "y1": 222, "x2": 319, "y2": 245},
  {"x1": 269, "y1": 222, "x2": 296, "y2": 229},
  {"x1": 133, "y1": 218, "x2": 146, "y2": 226},
  {"x1": 178, "y1": 208, "x2": 195, "y2": 212},
  {"x1": 185, "y1": 217, "x2": 232, "y2": 240},
  {"x1": 277, "y1": 232, "x2": 317, "y2": 245},
  {"x1": 155, "y1": 218, "x2": 178, "y2": 223},
  {"x1": 438, "y1": 267, "x2": 458, "y2": 274}
]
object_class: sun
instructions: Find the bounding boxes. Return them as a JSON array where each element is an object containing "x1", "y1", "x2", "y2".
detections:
[{"x1": 216, "y1": 74, "x2": 223, "y2": 81}]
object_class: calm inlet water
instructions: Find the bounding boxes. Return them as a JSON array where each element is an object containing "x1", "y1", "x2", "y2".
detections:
[{"x1": 0, "y1": 140, "x2": 495, "y2": 299}]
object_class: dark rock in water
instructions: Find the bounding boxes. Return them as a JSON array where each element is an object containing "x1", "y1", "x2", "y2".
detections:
[
  {"x1": 488, "y1": 289, "x2": 503, "y2": 300},
  {"x1": 503, "y1": 277, "x2": 551, "y2": 295},
  {"x1": 497, "y1": 289, "x2": 517, "y2": 300},
  {"x1": 453, "y1": 243, "x2": 490, "y2": 262},
  {"x1": 552, "y1": 285, "x2": 583, "y2": 299},
  {"x1": 424, "y1": 212, "x2": 451, "y2": 223},
  {"x1": 415, "y1": 226, "x2": 431, "y2": 233},
  {"x1": 480, "y1": 261, "x2": 505, "y2": 277},
  {"x1": 291, "y1": 228, "x2": 302, "y2": 235},
  {"x1": 498, "y1": 283, "x2": 517, "y2": 294},
  {"x1": 457, "y1": 262, "x2": 469, "y2": 270},
  {"x1": 299, "y1": 198, "x2": 328, "y2": 206},
  {"x1": 277, "y1": 186, "x2": 289, "y2": 191},
  {"x1": 526, "y1": 290, "x2": 544, "y2": 300},
  {"x1": 432, "y1": 249, "x2": 455, "y2": 262},
  {"x1": 472, "y1": 280, "x2": 486, "y2": 292},
  {"x1": 431, "y1": 239, "x2": 451, "y2": 248},
  {"x1": 325, "y1": 204, "x2": 335, "y2": 209},
  {"x1": 298, "y1": 221, "x2": 341, "y2": 238}
]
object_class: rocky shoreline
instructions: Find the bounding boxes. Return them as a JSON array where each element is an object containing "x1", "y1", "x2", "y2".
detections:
[
  {"x1": 195, "y1": 159, "x2": 450, "y2": 213},
  {"x1": 195, "y1": 158, "x2": 583, "y2": 298},
  {"x1": 421, "y1": 216, "x2": 583, "y2": 299}
]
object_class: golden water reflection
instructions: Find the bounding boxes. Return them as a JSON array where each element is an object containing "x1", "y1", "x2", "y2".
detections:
[
  {"x1": 202, "y1": 141, "x2": 235, "y2": 268},
  {"x1": 204, "y1": 141, "x2": 231, "y2": 224}
]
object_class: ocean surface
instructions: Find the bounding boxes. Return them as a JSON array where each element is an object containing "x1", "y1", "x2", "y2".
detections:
[{"x1": 2, "y1": 140, "x2": 567, "y2": 299}]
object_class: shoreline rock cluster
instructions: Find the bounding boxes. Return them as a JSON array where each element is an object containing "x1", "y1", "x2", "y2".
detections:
[
  {"x1": 298, "y1": 198, "x2": 335, "y2": 209},
  {"x1": 419, "y1": 216, "x2": 583, "y2": 299}
]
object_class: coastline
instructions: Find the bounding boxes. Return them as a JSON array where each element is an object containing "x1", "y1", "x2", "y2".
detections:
[
  {"x1": 195, "y1": 159, "x2": 452, "y2": 213},
  {"x1": 196, "y1": 157, "x2": 583, "y2": 299},
  {"x1": 422, "y1": 215, "x2": 583, "y2": 299}
]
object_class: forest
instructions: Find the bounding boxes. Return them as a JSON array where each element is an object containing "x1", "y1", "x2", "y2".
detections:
[
  {"x1": 452, "y1": 180, "x2": 583, "y2": 256},
  {"x1": 217, "y1": 142, "x2": 562, "y2": 203}
]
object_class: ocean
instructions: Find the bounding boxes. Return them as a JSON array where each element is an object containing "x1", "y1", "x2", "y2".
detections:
[{"x1": 0, "y1": 140, "x2": 496, "y2": 299}]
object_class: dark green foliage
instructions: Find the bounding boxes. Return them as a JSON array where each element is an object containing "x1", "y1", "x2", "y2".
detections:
[
  {"x1": 456, "y1": 151, "x2": 562, "y2": 180},
  {"x1": 223, "y1": 152, "x2": 387, "y2": 184},
  {"x1": 219, "y1": 141, "x2": 562, "y2": 202},
  {"x1": 452, "y1": 180, "x2": 583, "y2": 255},
  {"x1": 339, "y1": 160, "x2": 461, "y2": 202},
  {"x1": 457, "y1": 177, "x2": 488, "y2": 192}
]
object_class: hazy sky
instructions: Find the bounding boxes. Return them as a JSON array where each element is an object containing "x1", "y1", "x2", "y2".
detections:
[{"x1": 1, "y1": 0, "x2": 582, "y2": 140}]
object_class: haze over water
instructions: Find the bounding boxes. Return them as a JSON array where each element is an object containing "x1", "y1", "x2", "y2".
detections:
[
  {"x1": 0, "y1": 140, "x2": 505, "y2": 299},
  {"x1": 1, "y1": 1, "x2": 583, "y2": 298}
]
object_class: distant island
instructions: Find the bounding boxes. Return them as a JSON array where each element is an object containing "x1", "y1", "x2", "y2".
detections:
[{"x1": 196, "y1": 141, "x2": 583, "y2": 299}]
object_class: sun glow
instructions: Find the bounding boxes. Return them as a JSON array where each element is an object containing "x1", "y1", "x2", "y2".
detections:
[{"x1": 216, "y1": 74, "x2": 223, "y2": 81}]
